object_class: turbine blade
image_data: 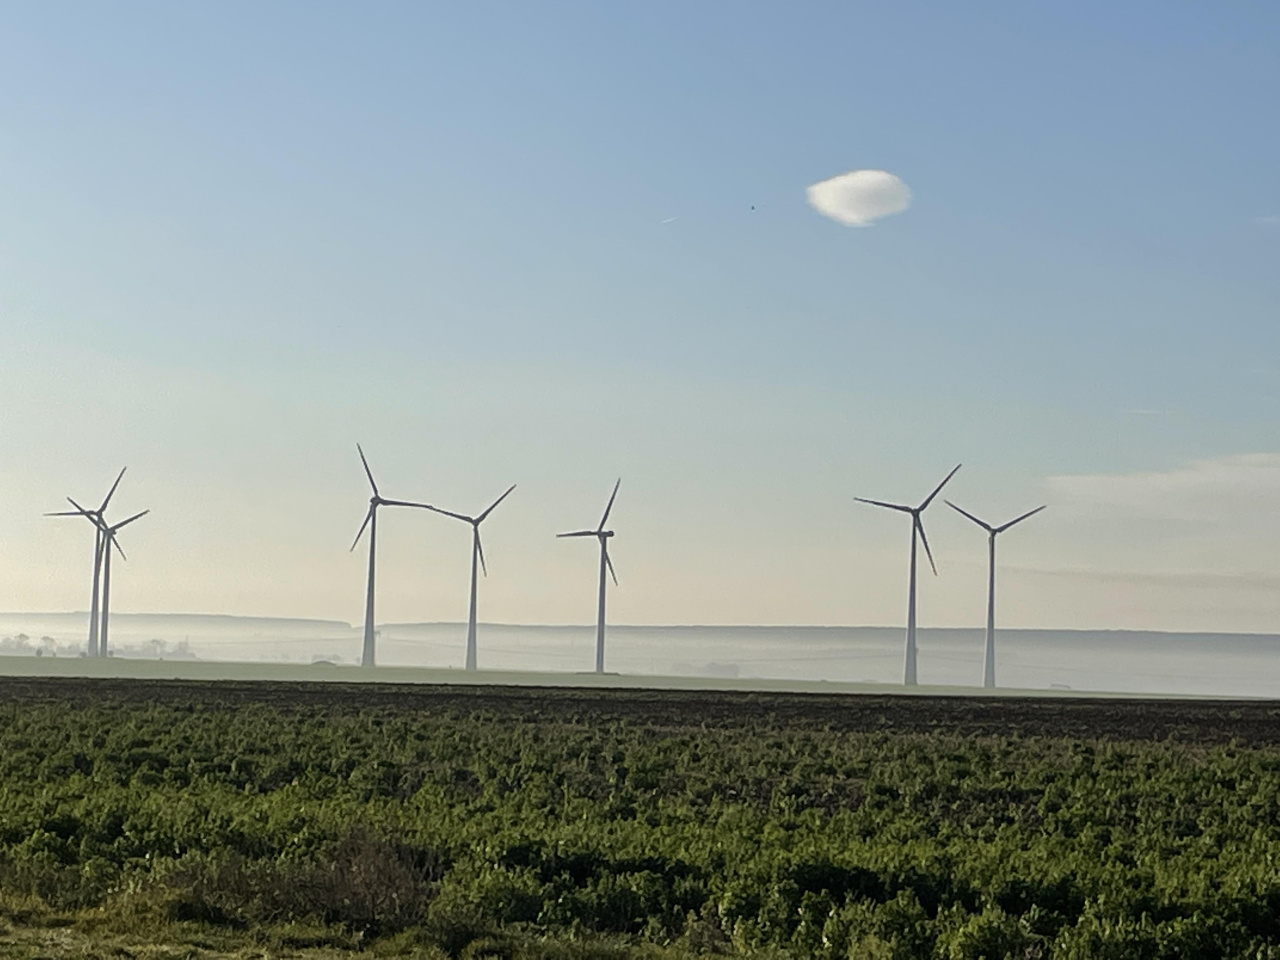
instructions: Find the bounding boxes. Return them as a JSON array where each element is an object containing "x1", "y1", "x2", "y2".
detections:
[
  {"x1": 99, "y1": 467, "x2": 127, "y2": 514},
  {"x1": 111, "y1": 509, "x2": 149, "y2": 532},
  {"x1": 407, "y1": 502, "x2": 472, "y2": 522},
  {"x1": 853, "y1": 497, "x2": 913, "y2": 513},
  {"x1": 918, "y1": 463, "x2": 962, "y2": 511},
  {"x1": 45, "y1": 509, "x2": 86, "y2": 517},
  {"x1": 356, "y1": 443, "x2": 379, "y2": 497},
  {"x1": 995, "y1": 504, "x2": 1047, "y2": 534},
  {"x1": 350, "y1": 507, "x2": 374, "y2": 551},
  {"x1": 916, "y1": 515, "x2": 938, "y2": 576},
  {"x1": 65, "y1": 497, "x2": 103, "y2": 526},
  {"x1": 476, "y1": 529, "x2": 488, "y2": 577},
  {"x1": 557, "y1": 530, "x2": 597, "y2": 538},
  {"x1": 598, "y1": 478, "x2": 621, "y2": 531},
  {"x1": 945, "y1": 500, "x2": 993, "y2": 533},
  {"x1": 604, "y1": 544, "x2": 618, "y2": 585},
  {"x1": 108, "y1": 532, "x2": 127, "y2": 561},
  {"x1": 477, "y1": 484, "x2": 516, "y2": 523}
]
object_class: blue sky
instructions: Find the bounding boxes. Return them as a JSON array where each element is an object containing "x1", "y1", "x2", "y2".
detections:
[{"x1": 1, "y1": 3, "x2": 1278, "y2": 633}]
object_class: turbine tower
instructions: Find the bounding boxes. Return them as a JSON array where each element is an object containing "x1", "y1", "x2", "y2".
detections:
[
  {"x1": 855, "y1": 464, "x2": 961, "y2": 686},
  {"x1": 349, "y1": 444, "x2": 434, "y2": 668},
  {"x1": 945, "y1": 500, "x2": 1045, "y2": 689},
  {"x1": 557, "y1": 479, "x2": 621, "y2": 675},
  {"x1": 45, "y1": 468, "x2": 126, "y2": 657},
  {"x1": 420, "y1": 484, "x2": 516, "y2": 670}
]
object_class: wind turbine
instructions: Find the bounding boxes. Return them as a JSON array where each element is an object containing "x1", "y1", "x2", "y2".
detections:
[
  {"x1": 945, "y1": 500, "x2": 1045, "y2": 689},
  {"x1": 419, "y1": 484, "x2": 516, "y2": 670},
  {"x1": 855, "y1": 464, "x2": 961, "y2": 686},
  {"x1": 45, "y1": 468, "x2": 126, "y2": 657},
  {"x1": 91, "y1": 504, "x2": 149, "y2": 656},
  {"x1": 349, "y1": 444, "x2": 434, "y2": 668},
  {"x1": 557, "y1": 479, "x2": 621, "y2": 675}
]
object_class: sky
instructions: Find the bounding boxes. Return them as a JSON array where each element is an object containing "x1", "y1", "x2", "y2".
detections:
[{"x1": 1, "y1": 2, "x2": 1278, "y2": 633}]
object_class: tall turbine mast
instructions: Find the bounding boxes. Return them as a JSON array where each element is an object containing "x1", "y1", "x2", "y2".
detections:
[
  {"x1": 558, "y1": 479, "x2": 621, "y2": 675},
  {"x1": 945, "y1": 501, "x2": 1045, "y2": 689},
  {"x1": 419, "y1": 484, "x2": 516, "y2": 670},
  {"x1": 45, "y1": 468, "x2": 127, "y2": 657},
  {"x1": 856, "y1": 464, "x2": 960, "y2": 686},
  {"x1": 349, "y1": 444, "x2": 434, "y2": 668}
]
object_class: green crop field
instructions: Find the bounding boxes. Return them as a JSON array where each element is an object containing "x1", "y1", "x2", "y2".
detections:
[{"x1": 1, "y1": 679, "x2": 1279, "y2": 959}]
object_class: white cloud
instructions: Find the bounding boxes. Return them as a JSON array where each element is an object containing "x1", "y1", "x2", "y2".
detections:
[
  {"x1": 1045, "y1": 454, "x2": 1280, "y2": 525},
  {"x1": 1257, "y1": 215, "x2": 1279, "y2": 227},
  {"x1": 1014, "y1": 455, "x2": 1280, "y2": 632},
  {"x1": 806, "y1": 169, "x2": 912, "y2": 226}
]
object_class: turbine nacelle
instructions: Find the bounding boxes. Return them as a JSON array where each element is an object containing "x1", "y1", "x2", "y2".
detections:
[
  {"x1": 420, "y1": 484, "x2": 517, "y2": 580},
  {"x1": 56, "y1": 492, "x2": 148, "y2": 558},
  {"x1": 557, "y1": 477, "x2": 621, "y2": 546},
  {"x1": 854, "y1": 463, "x2": 960, "y2": 577},
  {"x1": 349, "y1": 463, "x2": 434, "y2": 551},
  {"x1": 47, "y1": 467, "x2": 129, "y2": 528},
  {"x1": 102, "y1": 508, "x2": 150, "y2": 560},
  {"x1": 946, "y1": 501, "x2": 1047, "y2": 536}
]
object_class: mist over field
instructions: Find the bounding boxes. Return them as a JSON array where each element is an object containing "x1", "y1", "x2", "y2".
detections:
[{"x1": 3, "y1": 613, "x2": 1277, "y2": 698}]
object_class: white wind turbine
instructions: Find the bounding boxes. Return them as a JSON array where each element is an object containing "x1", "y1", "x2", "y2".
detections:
[
  {"x1": 419, "y1": 484, "x2": 516, "y2": 670},
  {"x1": 46, "y1": 468, "x2": 126, "y2": 657},
  {"x1": 349, "y1": 444, "x2": 434, "y2": 667},
  {"x1": 945, "y1": 500, "x2": 1045, "y2": 689},
  {"x1": 60, "y1": 496, "x2": 148, "y2": 656},
  {"x1": 557, "y1": 479, "x2": 621, "y2": 675},
  {"x1": 92, "y1": 504, "x2": 149, "y2": 655},
  {"x1": 855, "y1": 464, "x2": 961, "y2": 686}
]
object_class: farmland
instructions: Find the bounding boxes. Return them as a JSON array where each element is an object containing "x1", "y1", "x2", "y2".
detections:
[{"x1": 2, "y1": 679, "x2": 1280, "y2": 958}]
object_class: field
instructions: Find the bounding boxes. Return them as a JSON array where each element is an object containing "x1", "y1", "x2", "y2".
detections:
[{"x1": 2, "y1": 679, "x2": 1280, "y2": 958}]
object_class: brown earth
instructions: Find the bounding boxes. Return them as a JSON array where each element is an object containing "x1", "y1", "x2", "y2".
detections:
[{"x1": 2, "y1": 676, "x2": 1279, "y2": 744}]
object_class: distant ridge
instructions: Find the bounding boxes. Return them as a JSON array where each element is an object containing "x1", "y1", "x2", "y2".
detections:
[
  {"x1": 385, "y1": 622, "x2": 1280, "y2": 641},
  {"x1": 5, "y1": 615, "x2": 1280, "y2": 643},
  {"x1": 0, "y1": 613, "x2": 353, "y2": 630}
]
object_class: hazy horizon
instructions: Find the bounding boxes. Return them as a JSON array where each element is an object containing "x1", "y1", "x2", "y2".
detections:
[
  {"x1": 15, "y1": 609, "x2": 1280, "y2": 637},
  {"x1": 5, "y1": 611, "x2": 1279, "y2": 698}
]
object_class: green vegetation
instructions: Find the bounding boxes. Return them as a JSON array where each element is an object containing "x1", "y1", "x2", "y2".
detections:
[{"x1": 1, "y1": 681, "x2": 1279, "y2": 958}]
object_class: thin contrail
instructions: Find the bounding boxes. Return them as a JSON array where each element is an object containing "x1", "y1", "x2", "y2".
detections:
[{"x1": 659, "y1": 216, "x2": 679, "y2": 224}]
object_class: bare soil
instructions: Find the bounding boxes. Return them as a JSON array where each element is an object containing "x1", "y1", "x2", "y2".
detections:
[{"x1": 2, "y1": 676, "x2": 1278, "y2": 744}]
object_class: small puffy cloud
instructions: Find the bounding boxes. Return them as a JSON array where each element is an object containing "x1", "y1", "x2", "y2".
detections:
[{"x1": 806, "y1": 169, "x2": 912, "y2": 227}]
